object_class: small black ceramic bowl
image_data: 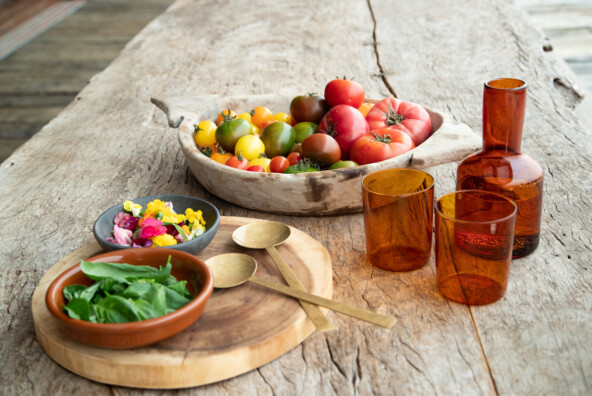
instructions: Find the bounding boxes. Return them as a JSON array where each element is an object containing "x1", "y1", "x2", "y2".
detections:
[{"x1": 93, "y1": 194, "x2": 220, "y2": 255}]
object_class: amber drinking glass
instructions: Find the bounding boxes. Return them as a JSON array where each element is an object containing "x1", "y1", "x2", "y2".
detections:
[
  {"x1": 456, "y1": 78, "x2": 543, "y2": 258},
  {"x1": 435, "y1": 190, "x2": 517, "y2": 305},
  {"x1": 362, "y1": 169, "x2": 434, "y2": 272}
]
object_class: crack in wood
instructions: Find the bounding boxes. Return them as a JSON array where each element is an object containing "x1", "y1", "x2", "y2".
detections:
[{"x1": 366, "y1": 0, "x2": 397, "y2": 98}]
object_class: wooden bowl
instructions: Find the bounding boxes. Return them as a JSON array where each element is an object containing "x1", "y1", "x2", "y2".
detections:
[
  {"x1": 45, "y1": 248, "x2": 214, "y2": 349},
  {"x1": 93, "y1": 194, "x2": 220, "y2": 254},
  {"x1": 152, "y1": 95, "x2": 481, "y2": 215}
]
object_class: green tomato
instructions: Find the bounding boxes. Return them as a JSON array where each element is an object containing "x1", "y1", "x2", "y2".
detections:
[
  {"x1": 260, "y1": 121, "x2": 295, "y2": 158},
  {"x1": 283, "y1": 159, "x2": 320, "y2": 174},
  {"x1": 329, "y1": 160, "x2": 359, "y2": 169},
  {"x1": 215, "y1": 119, "x2": 252, "y2": 152},
  {"x1": 293, "y1": 122, "x2": 317, "y2": 143}
]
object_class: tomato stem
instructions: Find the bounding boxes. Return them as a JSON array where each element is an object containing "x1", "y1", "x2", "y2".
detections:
[
  {"x1": 326, "y1": 122, "x2": 337, "y2": 138},
  {"x1": 386, "y1": 103, "x2": 404, "y2": 125},
  {"x1": 371, "y1": 132, "x2": 392, "y2": 144},
  {"x1": 201, "y1": 146, "x2": 212, "y2": 157}
]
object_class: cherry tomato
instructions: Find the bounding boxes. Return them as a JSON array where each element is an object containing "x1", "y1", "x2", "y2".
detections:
[
  {"x1": 318, "y1": 104, "x2": 369, "y2": 160},
  {"x1": 324, "y1": 77, "x2": 365, "y2": 108},
  {"x1": 200, "y1": 144, "x2": 220, "y2": 157},
  {"x1": 234, "y1": 134, "x2": 265, "y2": 160},
  {"x1": 217, "y1": 109, "x2": 236, "y2": 125},
  {"x1": 290, "y1": 93, "x2": 330, "y2": 124},
  {"x1": 251, "y1": 106, "x2": 275, "y2": 128},
  {"x1": 269, "y1": 156, "x2": 290, "y2": 173},
  {"x1": 249, "y1": 156, "x2": 271, "y2": 172},
  {"x1": 260, "y1": 119, "x2": 276, "y2": 130},
  {"x1": 283, "y1": 159, "x2": 320, "y2": 174},
  {"x1": 366, "y1": 97, "x2": 432, "y2": 145},
  {"x1": 289, "y1": 142, "x2": 302, "y2": 155},
  {"x1": 350, "y1": 128, "x2": 415, "y2": 165},
  {"x1": 301, "y1": 134, "x2": 341, "y2": 167},
  {"x1": 329, "y1": 160, "x2": 359, "y2": 169},
  {"x1": 211, "y1": 152, "x2": 232, "y2": 165},
  {"x1": 193, "y1": 120, "x2": 217, "y2": 147},
  {"x1": 274, "y1": 112, "x2": 294, "y2": 125},
  {"x1": 293, "y1": 121, "x2": 317, "y2": 143},
  {"x1": 260, "y1": 121, "x2": 295, "y2": 158},
  {"x1": 237, "y1": 111, "x2": 254, "y2": 124},
  {"x1": 215, "y1": 118, "x2": 252, "y2": 152},
  {"x1": 247, "y1": 165, "x2": 265, "y2": 172},
  {"x1": 287, "y1": 152, "x2": 302, "y2": 165},
  {"x1": 225, "y1": 152, "x2": 249, "y2": 169},
  {"x1": 358, "y1": 102, "x2": 374, "y2": 117}
]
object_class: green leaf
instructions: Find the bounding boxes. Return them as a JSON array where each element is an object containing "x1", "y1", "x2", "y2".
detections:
[
  {"x1": 63, "y1": 285, "x2": 87, "y2": 301},
  {"x1": 132, "y1": 299, "x2": 161, "y2": 320},
  {"x1": 172, "y1": 224, "x2": 190, "y2": 242},
  {"x1": 164, "y1": 287, "x2": 192, "y2": 310},
  {"x1": 97, "y1": 295, "x2": 142, "y2": 323},
  {"x1": 80, "y1": 260, "x2": 171, "y2": 283},
  {"x1": 63, "y1": 298, "x2": 91, "y2": 321}
]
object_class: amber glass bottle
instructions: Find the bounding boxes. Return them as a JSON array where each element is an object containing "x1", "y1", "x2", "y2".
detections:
[{"x1": 456, "y1": 78, "x2": 543, "y2": 258}]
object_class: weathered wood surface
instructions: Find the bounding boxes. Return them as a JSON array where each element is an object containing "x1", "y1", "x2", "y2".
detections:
[{"x1": 0, "y1": 0, "x2": 590, "y2": 395}]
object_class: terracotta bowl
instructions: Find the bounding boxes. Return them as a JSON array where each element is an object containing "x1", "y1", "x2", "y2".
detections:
[
  {"x1": 45, "y1": 248, "x2": 214, "y2": 349},
  {"x1": 93, "y1": 194, "x2": 220, "y2": 254},
  {"x1": 151, "y1": 94, "x2": 481, "y2": 215}
]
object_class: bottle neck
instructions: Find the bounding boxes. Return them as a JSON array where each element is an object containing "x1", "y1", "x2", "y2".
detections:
[{"x1": 482, "y1": 78, "x2": 527, "y2": 153}]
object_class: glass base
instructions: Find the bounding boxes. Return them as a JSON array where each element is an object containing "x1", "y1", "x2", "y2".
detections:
[
  {"x1": 512, "y1": 233, "x2": 539, "y2": 258},
  {"x1": 438, "y1": 274, "x2": 506, "y2": 305},
  {"x1": 369, "y1": 245, "x2": 430, "y2": 272}
]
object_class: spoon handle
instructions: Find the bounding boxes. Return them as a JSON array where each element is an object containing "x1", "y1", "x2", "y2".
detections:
[
  {"x1": 265, "y1": 246, "x2": 334, "y2": 332},
  {"x1": 248, "y1": 276, "x2": 396, "y2": 329}
]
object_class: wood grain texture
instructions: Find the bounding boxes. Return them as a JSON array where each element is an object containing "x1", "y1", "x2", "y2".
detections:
[
  {"x1": 0, "y1": 0, "x2": 590, "y2": 395},
  {"x1": 32, "y1": 217, "x2": 332, "y2": 388}
]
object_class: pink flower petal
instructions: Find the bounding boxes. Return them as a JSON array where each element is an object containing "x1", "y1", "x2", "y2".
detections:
[{"x1": 113, "y1": 224, "x2": 133, "y2": 246}]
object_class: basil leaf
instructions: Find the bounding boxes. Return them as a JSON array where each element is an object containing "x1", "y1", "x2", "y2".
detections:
[
  {"x1": 63, "y1": 285, "x2": 87, "y2": 301},
  {"x1": 97, "y1": 295, "x2": 142, "y2": 323},
  {"x1": 63, "y1": 298, "x2": 91, "y2": 321},
  {"x1": 80, "y1": 261, "x2": 171, "y2": 283},
  {"x1": 133, "y1": 299, "x2": 161, "y2": 321},
  {"x1": 164, "y1": 287, "x2": 192, "y2": 310}
]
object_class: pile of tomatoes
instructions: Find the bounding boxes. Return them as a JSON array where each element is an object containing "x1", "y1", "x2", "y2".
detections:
[{"x1": 193, "y1": 77, "x2": 432, "y2": 173}]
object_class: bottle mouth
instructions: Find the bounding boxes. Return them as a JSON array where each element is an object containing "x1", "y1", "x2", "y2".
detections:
[{"x1": 485, "y1": 78, "x2": 527, "y2": 91}]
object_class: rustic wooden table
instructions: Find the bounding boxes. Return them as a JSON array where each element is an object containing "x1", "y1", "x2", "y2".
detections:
[{"x1": 1, "y1": 0, "x2": 590, "y2": 394}]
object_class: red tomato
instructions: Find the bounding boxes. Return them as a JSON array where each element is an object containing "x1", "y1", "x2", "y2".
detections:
[
  {"x1": 318, "y1": 104, "x2": 369, "y2": 160},
  {"x1": 225, "y1": 152, "x2": 249, "y2": 169},
  {"x1": 287, "y1": 152, "x2": 302, "y2": 165},
  {"x1": 247, "y1": 165, "x2": 265, "y2": 172},
  {"x1": 301, "y1": 134, "x2": 341, "y2": 166},
  {"x1": 269, "y1": 156, "x2": 290, "y2": 173},
  {"x1": 366, "y1": 97, "x2": 432, "y2": 146},
  {"x1": 350, "y1": 128, "x2": 415, "y2": 165},
  {"x1": 324, "y1": 77, "x2": 365, "y2": 108}
]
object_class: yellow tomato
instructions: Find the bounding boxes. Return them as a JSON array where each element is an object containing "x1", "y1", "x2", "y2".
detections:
[
  {"x1": 217, "y1": 109, "x2": 236, "y2": 125},
  {"x1": 251, "y1": 106, "x2": 275, "y2": 128},
  {"x1": 234, "y1": 135, "x2": 266, "y2": 160},
  {"x1": 193, "y1": 120, "x2": 217, "y2": 147},
  {"x1": 211, "y1": 152, "x2": 232, "y2": 165},
  {"x1": 358, "y1": 102, "x2": 374, "y2": 117},
  {"x1": 274, "y1": 112, "x2": 294, "y2": 125},
  {"x1": 251, "y1": 124, "x2": 260, "y2": 136},
  {"x1": 237, "y1": 112, "x2": 254, "y2": 124},
  {"x1": 249, "y1": 157, "x2": 271, "y2": 172}
]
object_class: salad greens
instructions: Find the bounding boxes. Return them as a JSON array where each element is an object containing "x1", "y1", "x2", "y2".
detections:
[{"x1": 62, "y1": 256, "x2": 193, "y2": 324}]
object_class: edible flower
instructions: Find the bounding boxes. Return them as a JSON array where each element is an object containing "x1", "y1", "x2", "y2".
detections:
[
  {"x1": 152, "y1": 234, "x2": 178, "y2": 247},
  {"x1": 140, "y1": 217, "x2": 167, "y2": 239},
  {"x1": 112, "y1": 225, "x2": 132, "y2": 246}
]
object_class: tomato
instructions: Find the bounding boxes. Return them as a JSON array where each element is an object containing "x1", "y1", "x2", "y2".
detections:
[
  {"x1": 237, "y1": 111, "x2": 254, "y2": 124},
  {"x1": 329, "y1": 160, "x2": 359, "y2": 169},
  {"x1": 365, "y1": 97, "x2": 432, "y2": 146},
  {"x1": 260, "y1": 121, "x2": 295, "y2": 158},
  {"x1": 301, "y1": 134, "x2": 341, "y2": 167},
  {"x1": 318, "y1": 104, "x2": 369, "y2": 160},
  {"x1": 251, "y1": 106, "x2": 275, "y2": 128},
  {"x1": 215, "y1": 118, "x2": 252, "y2": 152},
  {"x1": 260, "y1": 119, "x2": 276, "y2": 130},
  {"x1": 247, "y1": 165, "x2": 265, "y2": 172},
  {"x1": 269, "y1": 156, "x2": 290, "y2": 173},
  {"x1": 211, "y1": 152, "x2": 232, "y2": 165},
  {"x1": 234, "y1": 135, "x2": 265, "y2": 160},
  {"x1": 225, "y1": 152, "x2": 249, "y2": 169},
  {"x1": 293, "y1": 121, "x2": 317, "y2": 143},
  {"x1": 358, "y1": 102, "x2": 373, "y2": 117},
  {"x1": 249, "y1": 156, "x2": 271, "y2": 172},
  {"x1": 290, "y1": 93, "x2": 330, "y2": 124},
  {"x1": 193, "y1": 120, "x2": 217, "y2": 147},
  {"x1": 274, "y1": 112, "x2": 294, "y2": 125},
  {"x1": 200, "y1": 144, "x2": 220, "y2": 158},
  {"x1": 283, "y1": 159, "x2": 320, "y2": 174},
  {"x1": 287, "y1": 152, "x2": 302, "y2": 165},
  {"x1": 217, "y1": 109, "x2": 236, "y2": 125},
  {"x1": 324, "y1": 77, "x2": 365, "y2": 108},
  {"x1": 350, "y1": 128, "x2": 415, "y2": 165}
]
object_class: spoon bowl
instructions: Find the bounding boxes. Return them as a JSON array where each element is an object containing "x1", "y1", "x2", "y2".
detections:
[
  {"x1": 232, "y1": 221, "x2": 291, "y2": 249},
  {"x1": 206, "y1": 253, "x2": 257, "y2": 288}
]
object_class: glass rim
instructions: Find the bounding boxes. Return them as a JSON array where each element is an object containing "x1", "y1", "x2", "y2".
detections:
[
  {"x1": 485, "y1": 77, "x2": 527, "y2": 91},
  {"x1": 435, "y1": 189, "x2": 517, "y2": 224},
  {"x1": 361, "y1": 168, "x2": 434, "y2": 197}
]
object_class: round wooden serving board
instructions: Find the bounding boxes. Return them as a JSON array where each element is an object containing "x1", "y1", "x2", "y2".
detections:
[{"x1": 31, "y1": 216, "x2": 333, "y2": 389}]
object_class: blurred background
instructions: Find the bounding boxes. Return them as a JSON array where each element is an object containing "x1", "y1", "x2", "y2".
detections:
[{"x1": 0, "y1": 0, "x2": 590, "y2": 163}]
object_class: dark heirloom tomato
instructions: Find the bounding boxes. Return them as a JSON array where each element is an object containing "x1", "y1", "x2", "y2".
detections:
[
  {"x1": 366, "y1": 97, "x2": 432, "y2": 146},
  {"x1": 318, "y1": 104, "x2": 369, "y2": 160},
  {"x1": 350, "y1": 128, "x2": 415, "y2": 165},
  {"x1": 324, "y1": 77, "x2": 365, "y2": 108},
  {"x1": 260, "y1": 121, "x2": 296, "y2": 158},
  {"x1": 215, "y1": 118, "x2": 252, "y2": 152},
  {"x1": 301, "y1": 134, "x2": 341, "y2": 167},
  {"x1": 290, "y1": 94, "x2": 330, "y2": 124}
]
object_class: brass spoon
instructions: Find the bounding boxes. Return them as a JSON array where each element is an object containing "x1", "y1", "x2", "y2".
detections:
[
  {"x1": 232, "y1": 221, "x2": 334, "y2": 332},
  {"x1": 205, "y1": 253, "x2": 396, "y2": 329}
]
